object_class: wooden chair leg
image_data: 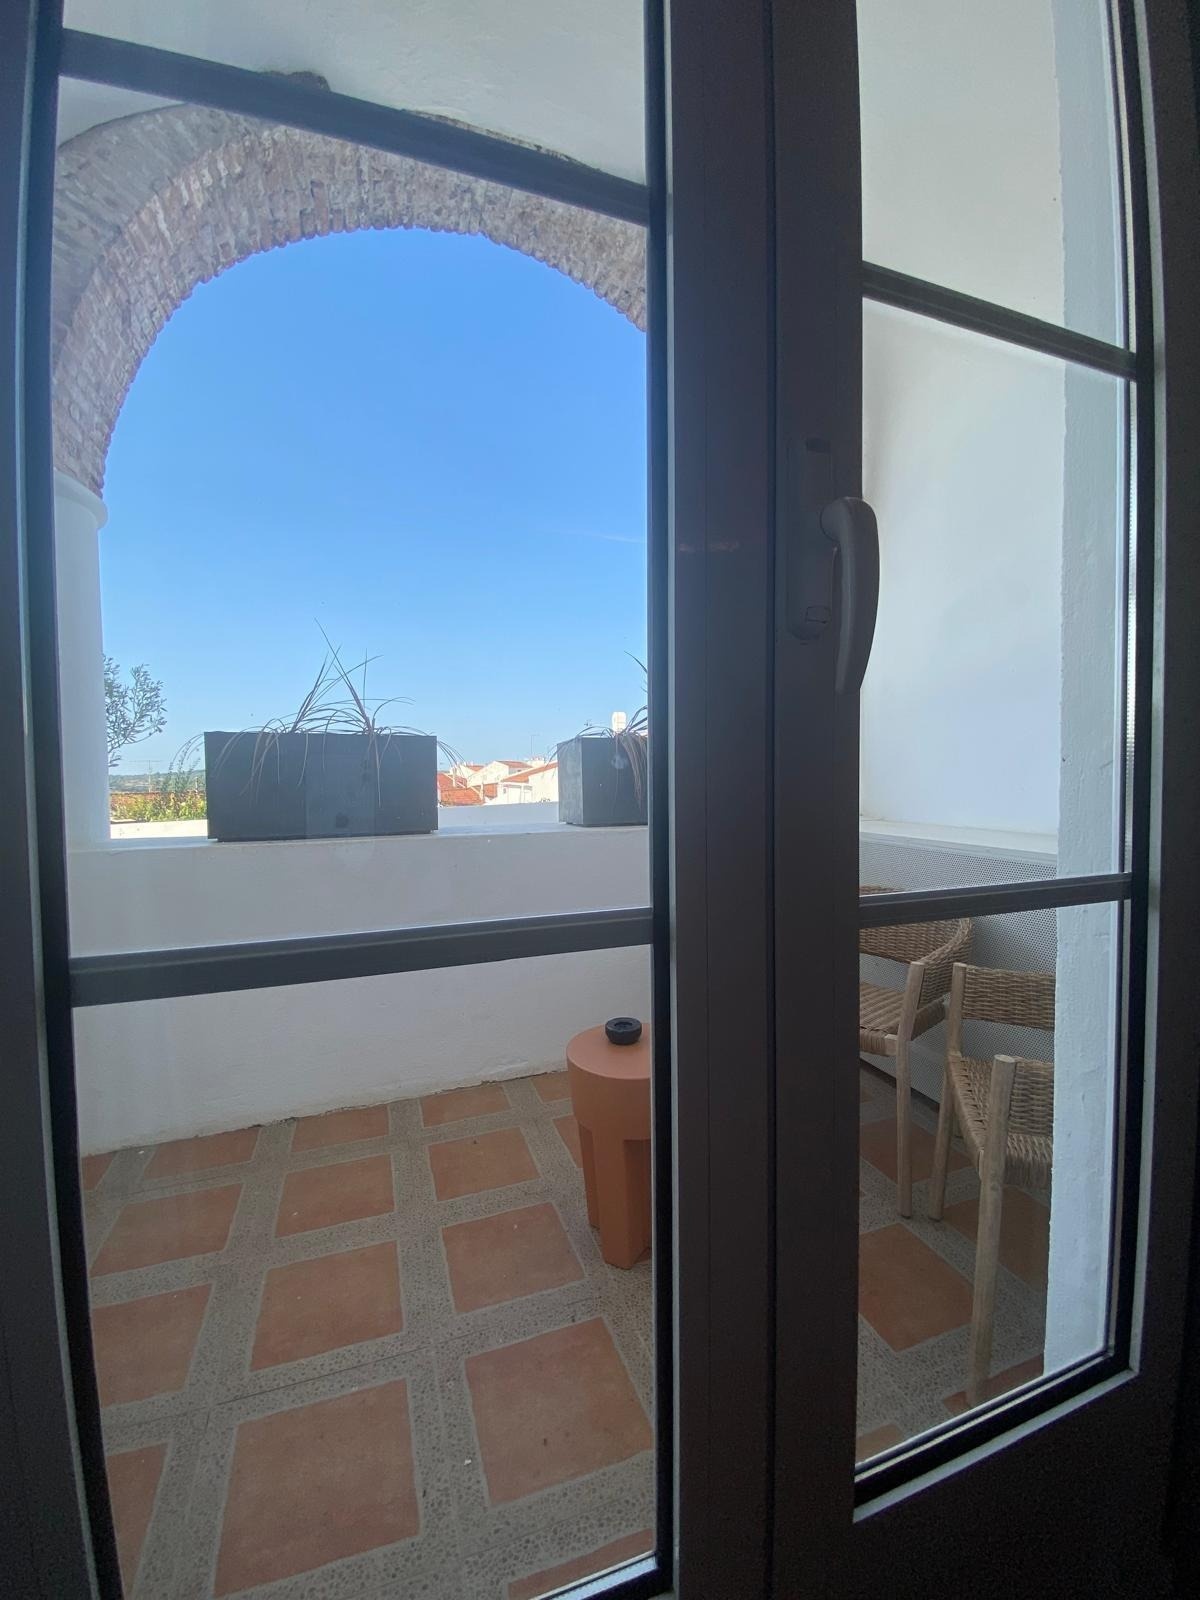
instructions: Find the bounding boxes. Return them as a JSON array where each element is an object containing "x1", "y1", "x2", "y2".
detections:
[
  {"x1": 966, "y1": 1055, "x2": 1016, "y2": 1407},
  {"x1": 892, "y1": 962, "x2": 925, "y2": 1220},
  {"x1": 929, "y1": 1069, "x2": 955, "y2": 1222},
  {"x1": 895, "y1": 1040, "x2": 913, "y2": 1218}
]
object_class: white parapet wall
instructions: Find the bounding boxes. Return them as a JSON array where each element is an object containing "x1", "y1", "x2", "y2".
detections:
[
  {"x1": 72, "y1": 812, "x2": 1058, "y2": 1156},
  {"x1": 69, "y1": 805, "x2": 651, "y2": 1153}
]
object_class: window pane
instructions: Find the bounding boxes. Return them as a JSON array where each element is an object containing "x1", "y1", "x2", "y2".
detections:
[
  {"x1": 54, "y1": 80, "x2": 655, "y2": 1600},
  {"x1": 52, "y1": 101, "x2": 649, "y2": 945},
  {"x1": 62, "y1": 0, "x2": 647, "y2": 181},
  {"x1": 859, "y1": 0, "x2": 1124, "y2": 344},
  {"x1": 76, "y1": 952, "x2": 655, "y2": 1596},
  {"x1": 861, "y1": 301, "x2": 1127, "y2": 889},
  {"x1": 856, "y1": 899, "x2": 1119, "y2": 1461}
]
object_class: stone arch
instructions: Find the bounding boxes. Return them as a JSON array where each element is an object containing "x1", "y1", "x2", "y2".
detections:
[{"x1": 52, "y1": 104, "x2": 648, "y2": 495}]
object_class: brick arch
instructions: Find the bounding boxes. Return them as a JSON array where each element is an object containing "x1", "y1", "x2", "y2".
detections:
[{"x1": 52, "y1": 103, "x2": 647, "y2": 496}]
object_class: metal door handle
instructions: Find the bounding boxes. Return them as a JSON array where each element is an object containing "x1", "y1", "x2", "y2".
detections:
[{"x1": 820, "y1": 496, "x2": 879, "y2": 694}]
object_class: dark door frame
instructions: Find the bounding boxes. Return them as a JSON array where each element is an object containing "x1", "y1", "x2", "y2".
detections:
[{"x1": 2, "y1": 0, "x2": 1199, "y2": 1596}]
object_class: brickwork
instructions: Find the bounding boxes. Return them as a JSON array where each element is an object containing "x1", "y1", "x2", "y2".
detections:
[{"x1": 52, "y1": 105, "x2": 647, "y2": 495}]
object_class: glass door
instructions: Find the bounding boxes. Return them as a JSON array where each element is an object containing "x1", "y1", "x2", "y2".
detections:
[
  {"x1": 4, "y1": 3, "x2": 801, "y2": 1598},
  {"x1": 12, "y1": 3, "x2": 684, "y2": 1598},
  {"x1": 2, "y1": 2, "x2": 1198, "y2": 1598},
  {"x1": 773, "y1": 0, "x2": 1199, "y2": 1593}
]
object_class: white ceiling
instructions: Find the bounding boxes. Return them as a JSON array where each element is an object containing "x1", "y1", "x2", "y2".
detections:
[{"x1": 60, "y1": 0, "x2": 647, "y2": 179}]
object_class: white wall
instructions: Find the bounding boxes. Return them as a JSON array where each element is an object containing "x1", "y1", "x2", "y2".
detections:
[
  {"x1": 68, "y1": 810, "x2": 650, "y2": 1152},
  {"x1": 859, "y1": 0, "x2": 1065, "y2": 323},
  {"x1": 860, "y1": 304, "x2": 1064, "y2": 835},
  {"x1": 69, "y1": 806, "x2": 647, "y2": 954},
  {"x1": 858, "y1": 0, "x2": 1068, "y2": 838},
  {"x1": 74, "y1": 949, "x2": 650, "y2": 1155},
  {"x1": 55, "y1": 472, "x2": 111, "y2": 847},
  {"x1": 1045, "y1": 0, "x2": 1126, "y2": 1374}
]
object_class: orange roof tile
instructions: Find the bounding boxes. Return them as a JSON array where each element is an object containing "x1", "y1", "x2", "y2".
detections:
[{"x1": 437, "y1": 773, "x2": 484, "y2": 806}]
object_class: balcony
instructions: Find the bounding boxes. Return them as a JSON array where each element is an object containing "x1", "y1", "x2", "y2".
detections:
[{"x1": 73, "y1": 805, "x2": 1069, "y2": 1599}]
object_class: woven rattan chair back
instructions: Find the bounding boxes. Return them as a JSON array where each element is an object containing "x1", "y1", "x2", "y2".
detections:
[
  {"x1": 949, "y1": 963, "x2": 1056, "y2": 1036},
  {"x1": 858, "y1": 887, "x2": 972, "y2": 1009},
  {"x1": 857, "y1": 888, "x2": 972, "y2": 1216}
]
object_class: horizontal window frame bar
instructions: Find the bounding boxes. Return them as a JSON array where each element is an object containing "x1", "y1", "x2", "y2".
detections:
[
  {"x1": 56, "y1": 34, "x2": 1135, "y2": 384},
  {"x1": 862, "y1": 262, "x2": 1137, "y2": 379},
  {"x1": 57, "y1": 27, "x2": 650, "y2": 226},
  {"x1": 854, "y1": 1347, "x2": 1127, "y2": 1506},
  {"x1": 69, "y1": 874, "x2": 1129, "y2": 1007},
  {"x1": 69, "y1": 907, "x2": 654, "y2": 1007},
  {"x1": 858, "y1": 872, "x2": 1131, "y2": 927}
]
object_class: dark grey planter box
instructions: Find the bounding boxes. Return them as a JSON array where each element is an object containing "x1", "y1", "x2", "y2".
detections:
[
  {"x1": 557, "y1": 735, "x2": 648, "y2": 827},
  {"x1": 203, "y1": 731, "x2": 437, "y2": 841}
]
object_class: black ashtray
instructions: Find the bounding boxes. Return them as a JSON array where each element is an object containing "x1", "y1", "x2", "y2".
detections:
[{"x1": 605, "y1": 1016, "x2": 643, "y2": 1046}]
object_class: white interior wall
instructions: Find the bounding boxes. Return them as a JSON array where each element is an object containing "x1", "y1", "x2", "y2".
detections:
[
  {"x1": 861, "y1": 304, "x2": 1065, "y2": 835},
  {"x1": 858, "y1": 0, "x2": 1066, "y2": 324},
  {"x1": 1045, "y1": 0, "x2": 1126, "y2": 1373},
  {"x1": 858, "y1": 0, "x2": 1067, "y2": 837}
]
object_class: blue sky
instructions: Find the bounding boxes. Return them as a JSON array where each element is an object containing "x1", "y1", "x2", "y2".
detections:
[{"x1": 102, "y1": 227, "x2": 647, "y2": 774}]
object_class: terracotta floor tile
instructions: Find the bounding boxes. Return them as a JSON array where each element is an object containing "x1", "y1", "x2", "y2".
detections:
[
  {"x1": 859, "y1": 1117, "x2": 969, "y2": 1184},
  {"x1": 93, "y1": 1283, "x2": 212, "y2": 1405},
  {"x1": 554, "y1": 1114, "x2": 583, "y2": 1167},
  {"x1": 428, "y1": 1127, "x2": 538, "y2": 1201},
  {"x1": 855, "y1": 1422, "x2": 906, "y2": 1462},
  {"x1": 143, "y1": 1126, "x2": 260, "y2": 1181},
  {"x1": 942, "y1": 1186, "x2": 1050, "y2": 1290},
  {"x1": 275, "y1": 1154, "x2": 394, "y2": 1237},
  {"x1": 214, "y1": 1380, "x2": 418, "y2": 1595},
  {"x1": 508, "y1": 1529, "x2": 653, "y2": 1600},
  {"x1": 291, "y1": 1104, "x2": 390, "y2": 1153},
  {"x1": 944, "y1": 1354, "x2": 1045, "y2": 1416},
  {"x1": 533, "y1": 1071, "x2": 571, "y2": 1103},
  {"x1": 92, "y1": 1185, "x2": 241, "y2": 1276},
  {"x1": 107, "y1": 1443, "x2": 166, "y2": 1592},
  {"x1": 443, "y1": 1202, "x2": 583, "y2": 1313},
  {"x1": 421, "y1": 1082, "x2": 511, "y2": 1127},
  {"x1": 81, "y1": 1152, "x2": 115, "y2": 1191},
  {"x1": 467, "y1": 1317, "x2": 651, "y2": 1504},
  {"x1": 251, "y1": 1242, "x2": 402, "y2": 1368},
  {"x1": 859, "y1": 1223, "x2": 973, "y2": 1350}
]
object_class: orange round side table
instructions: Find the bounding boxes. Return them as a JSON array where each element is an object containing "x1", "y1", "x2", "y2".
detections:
[{"x1": 566, "y1": 1024, "x2": 652, "y2": 1270}]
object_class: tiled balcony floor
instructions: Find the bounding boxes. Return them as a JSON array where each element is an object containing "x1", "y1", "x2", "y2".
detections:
[
  {"x1": 83, "y1": 1066, "x2": 1048, "y2": 1599},
  {"x1": 855, "y1": 1069, "x2": 1047, "y2": 1446},
  {"x1": 85, "y1": 1073, "x2": 653, "y2": 1600}
]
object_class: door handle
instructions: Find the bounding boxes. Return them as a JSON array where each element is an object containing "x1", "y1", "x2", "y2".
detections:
[{"x1": 821, "y1": 496, "x2": 879, "y2": 694}]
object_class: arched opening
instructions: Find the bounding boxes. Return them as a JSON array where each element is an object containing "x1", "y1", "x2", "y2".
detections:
[
  {"x1": 51, "y1": 105, "x2": 647, "y2": 845},
  {"x1": 52, "y1": 103, "x2": 646, "y2": 496}
]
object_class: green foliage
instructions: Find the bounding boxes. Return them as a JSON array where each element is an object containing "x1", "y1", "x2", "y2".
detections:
[
  {"x1": 109, "y1": 741, "x2": 205, "y2": 823},
  {"x1": 110, "y1": 788, "x2": 207, "y2": 823},
  {"x1": 105, "y1": 657, "x2": 167, "y2": 768}
]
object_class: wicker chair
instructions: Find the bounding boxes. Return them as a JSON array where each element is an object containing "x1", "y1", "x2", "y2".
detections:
[
  {"x1": 858, "y1": 889, "x2": 972, "y2": 1217},
  {"x1": 930, "y1": 961, "x2": 1055, "y2": 1406}
]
